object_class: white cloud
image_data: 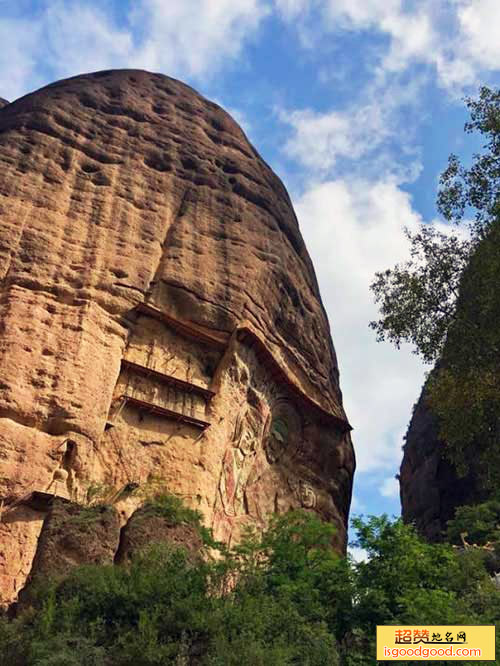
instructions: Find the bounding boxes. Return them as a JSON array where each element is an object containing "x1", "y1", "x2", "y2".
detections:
[
  {"x1": 293, "y1": 178, "x2": 425, "y2": 473},
  {"x1": 2, "y1": 0, "x2": 499, "y2": 102},
  {"x1": 280, "y1": 102, "x2": 390, "y2": 172},
  {"x1": 43, "y1": 2, "x2": 133, "y2": 81},
  {"x1": 276, "y1": 0, "x2": 500, "y2": 92},
  {"x1": 348, "y1": 545, "x2": 369, "y2": 562},
  {"x1": 277, "y1": 1, "x2": 488, "y2": 483},
  {"x1": 375, "y1": 1, "x2": 500, "y2": 91},
  {"x1": 457, "y1": 0, "x2": 500, "y2": 72},
  {"x1": 0, "y1": 0, "x2": 269, "y2": 101},
  {"x1": 380, "y1": 8, "x2": 435, "y2": 74},
  {"x1": 279, "y1": 73, "x2": 424, "y2": 182},
  {"x1": 130, "y1": 0, "x2": 269, "y2": 78},
  {"x1": 274, "y1": 0, "x2": 313, "y2": 19},
  {"x1": 323, "y1": 0, "x2": 402, "y2": 29},
  {"x1": 380, "y1": 476, "x2": 400, "y2": 498},
  {"x1": 0, "y1": 19, "x2": 42, "y2": 101},
  {"x1": 274, "y1": 2, "x2": 486, "y2": 478}
]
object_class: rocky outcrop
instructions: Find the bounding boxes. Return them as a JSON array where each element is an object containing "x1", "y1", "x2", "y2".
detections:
[
  {"x1": 16, "y1": 497, "x2": 203, "y2": 608},
  {"x1": 115, "y1": 504, "x2": 203, "y2": 564},
  {"x1": 400, "y1": 385, "x2": 482, "y2": 541},
  {"x1": 16, "y1": 496, "x2": 120, "y2": 606},
  {"x1": 0, "y1": 98, "x2": 8, "y2": 109},
  {"x1": 0, "y1": 69, "x2": 354, "y2": 606}
]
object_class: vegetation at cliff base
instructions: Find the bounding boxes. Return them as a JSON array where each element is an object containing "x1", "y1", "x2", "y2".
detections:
[{"x1": 1, "y1": 507, "x2": 499, "y2": 665}]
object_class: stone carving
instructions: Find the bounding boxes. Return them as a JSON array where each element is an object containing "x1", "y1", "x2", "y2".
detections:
[
  {"x1": 212, "y1": 347, "x2": 329, "y2": 546},
  {"x1": 118, "y1": 364, "x2": 206, "y2": 421},
  {"x1": 288, "y1": 477, "x2": 317, "y2": 509},
  {"x1": 264, "y1": 400, "x2": 301, "y2": 464},
  {"x1": 46, "y1": 439, "x2": 77, "y2": 499},
  {"x1": 298, "y1": 481, "x2": 317, "y2": 509},
  {"x1": 218, "y1": 386, "x2": 270, "y2": 518}
]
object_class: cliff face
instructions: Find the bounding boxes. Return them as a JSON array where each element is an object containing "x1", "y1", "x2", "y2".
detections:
[
  {"x1": 0, "y1": 70, "x2": 354, "y2": 606},
  {"x1": 399, "y1": 384, "x2": 482, "y2": 541}
]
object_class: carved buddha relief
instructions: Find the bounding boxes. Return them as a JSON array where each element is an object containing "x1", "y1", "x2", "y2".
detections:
[
  {"x1": 288, "y1": 477, "x2": 317, "y2": 509},
  {"x1": 264, "y1": 399, "x2": 301, "y2": 465},
  {"x1": 218, "y1": 386, "x2": 270, "y2": 518}
]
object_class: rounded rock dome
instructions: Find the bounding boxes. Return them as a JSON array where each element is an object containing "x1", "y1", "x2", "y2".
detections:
[{"x1": 0, "y1": 70, "x2": 354, "y2": 606}]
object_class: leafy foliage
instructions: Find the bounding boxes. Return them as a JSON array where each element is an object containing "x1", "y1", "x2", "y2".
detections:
[
  {"x1": 84, "y1": 481, "x2": 116, "y2": 506},
  {"x1": 347, "y1": 515, "x2": 500, "y2": 666},
  {"x1": 447, "y1": 499, "x2": 500, "y2": 547},
  {"x1": 143, "y1": 492, "x2": 205, "y2": 527},
  {"x1": 141, "y1": 492, "x2": 220, "y2": 549},
  {"x1": 1, "y1": 506, "x2": 499, "y2": 665},
  {"x1": 438, "y1": 86, "x2": 500, "y2": 233},
  {"x1": 370, "y1": 86, "x2": 500, "y2": 483},
  {"x1": 425, "y1": 218, "x2": 500, "y2": 481},
  {"x1": 369, "y1": 225, "x2": 471, "y2": 363},
  {"x1": 371, "y1": 86, "x2": 500, "y2": 362}
]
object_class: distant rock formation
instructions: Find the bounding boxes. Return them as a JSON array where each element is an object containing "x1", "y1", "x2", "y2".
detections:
[
  {"x1": 0, "y1": 70, "x2": 354, "y2": 606},
  {"x1": 400, "y1": 222, "x2": 500, "y2": 541},
  {"x1": 399, "y1": 382, "x2": 482, "y2": 541}
]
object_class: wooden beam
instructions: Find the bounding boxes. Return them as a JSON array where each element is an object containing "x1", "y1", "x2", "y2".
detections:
[
  {"x1": 121, "y1": 395, "x2": 211, "y2": 430},
  {"x1": 4, "y1": 490, "x2": 71, "y2": 514},
  {"x1": 121, "y1": 359, "x2": 215, "y2": 400},
  {"x1": 133, "y1": 303, "x2": 350, "y2": 433},
  {"x1": 136, "y1": 303, "x2": 228, "y2": 349}
]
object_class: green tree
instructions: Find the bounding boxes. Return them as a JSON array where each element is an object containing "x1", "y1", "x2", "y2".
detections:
[
  {"x1": 347, "y1": 516, "x2": 500, "y2": 666},
  {"x1": 1, "y1": 506, "x2": 499, "y2": 665},
  {"x1": 447, "y1": 499, "x2": 500, "y2": 547},
  {"x1": 0, "y1": 509, "x2": 345, "y2": 666},
  {"x1": 437, "y1": 86, "x2": 500, "y2": 234},
  {"x1": 369, "y1": 225, "x2": 471, "y2": 363},
  {"x1": 427, "y1": 218, "x2": 500, "y2": 480},
  {"x1": 370, "y1": 86, "x2": 500, "y2": 483}
]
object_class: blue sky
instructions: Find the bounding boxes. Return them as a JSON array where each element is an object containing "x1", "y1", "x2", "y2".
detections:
[{"x1": 2, "y1": 0, "x2": 500, "y2": 531}]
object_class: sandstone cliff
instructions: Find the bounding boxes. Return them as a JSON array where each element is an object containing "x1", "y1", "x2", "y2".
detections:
[{"x1": 0, "y1": 70, "x2": 354, "y2": 606}]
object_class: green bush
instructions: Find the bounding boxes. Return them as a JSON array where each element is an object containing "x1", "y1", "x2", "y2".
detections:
[
  {"x1": 2, "y1": 503, "x2": 499, "y2": 665},
  {"x1": 143, "y1": 493, "x2": 205, "y2": 526},
  {"x1": 447, "y1": 499, "x2": 500, "y2": 546},
  {"x1": 140, "y1": 493, "x2": 218, "y2": 549},
  {"x1": 348, "y1": 515, "x2": 500, "y2": 665}
]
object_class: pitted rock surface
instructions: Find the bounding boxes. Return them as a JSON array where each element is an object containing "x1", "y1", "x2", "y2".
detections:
[
  {"x1": 400, "y1": 384, "x2": 483, "y2": 541},
  {"x1": 0, "y1": 70, "x2": 354, "y2": 606}
]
